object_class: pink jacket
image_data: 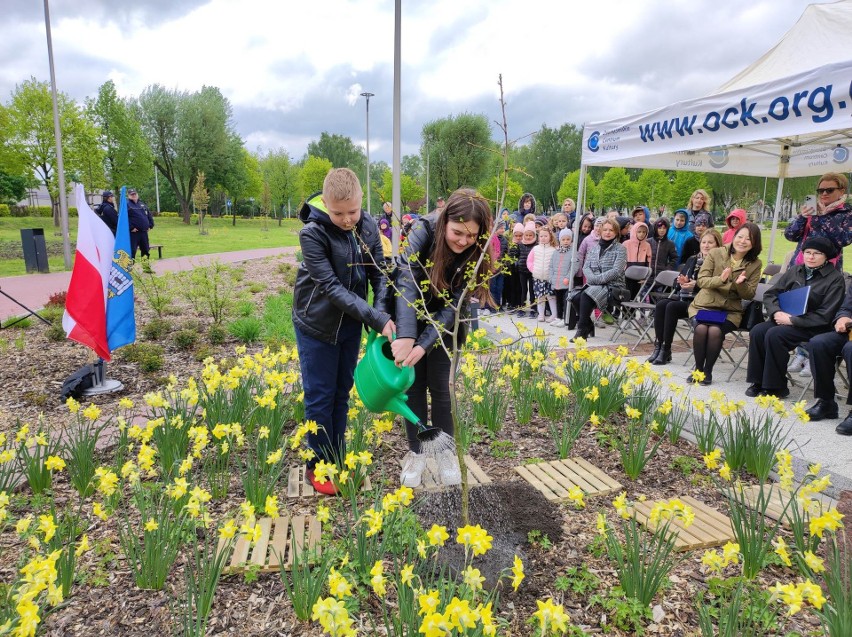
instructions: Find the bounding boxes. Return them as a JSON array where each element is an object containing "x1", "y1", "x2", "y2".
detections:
[
  {"x1": 722, "y1": 209, "x2": 747, "y2": 244},
  {"x1": 622, "y1": 222, "x2": 652, "y2": 264},
  {"x1": 527, "y1": 244, "x2": 557, "y2": 280}
]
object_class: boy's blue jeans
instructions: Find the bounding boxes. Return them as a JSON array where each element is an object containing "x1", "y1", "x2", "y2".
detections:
[{"x1": 295, "y1": 320, "x2": 362, "y2": 469}]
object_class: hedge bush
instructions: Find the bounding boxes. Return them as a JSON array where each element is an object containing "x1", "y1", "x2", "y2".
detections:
[{"x1": 0, "y1": 204, "x2": 9, "y2": 217}]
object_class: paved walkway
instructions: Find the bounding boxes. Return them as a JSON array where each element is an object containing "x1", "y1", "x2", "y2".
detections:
[
  {"x1": 477, "y1": 308, "x2": 852, "y2": 498},
  {"x1": 0, "y1": 247, "x2": 298, "y2": 321}
]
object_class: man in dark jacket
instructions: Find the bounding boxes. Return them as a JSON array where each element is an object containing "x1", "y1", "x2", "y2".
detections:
[
  {"x1": 97, "y1": 190, "x2": 118, "y2": 235},
  {"x1": 292, "y1": 168, "x2": 393, "y2": 494},
  {"x1": 805, "y1": 273, "x2": 852, "y2": 434},
  {"x1": 127, "y1": 188, "x2": 153, "y2": 259}
]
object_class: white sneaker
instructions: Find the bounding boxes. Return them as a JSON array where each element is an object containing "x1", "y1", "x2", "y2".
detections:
[
  {"x1": 400, "y1": 452, "x2": 427, "y2": 488},
  {"x1": 787, "y1": 353, "x2": 807, "y2": 373},
  {"x1": 800, "y1": 361, "x2": 812, "y2": 377},
  {"x1": 437, "y1": 451, "x2": 462, "y2": 486}
]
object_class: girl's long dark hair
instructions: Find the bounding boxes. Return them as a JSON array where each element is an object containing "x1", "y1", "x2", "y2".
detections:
[{"x1": 430, "y1": 188, "x2": 493, "y2": 303}]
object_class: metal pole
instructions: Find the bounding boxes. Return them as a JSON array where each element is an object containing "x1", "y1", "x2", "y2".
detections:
[
  {"x1": 43, "y1": 0, "x2": 72, "y2": 270},
  {"x1": 154, "y1": 164, "x2": 161, "y2": 213},
  {"x1": 360, "y1": 92, "x2": 374, "y2": 217},
  {"x1": 391, "y1": 0, "x2": 401, "y2": 255}
]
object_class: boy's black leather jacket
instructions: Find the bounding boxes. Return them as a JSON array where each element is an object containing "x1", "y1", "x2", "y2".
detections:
[{"x1": 292, "y1": 193, "x2": 390, "y2": 344}]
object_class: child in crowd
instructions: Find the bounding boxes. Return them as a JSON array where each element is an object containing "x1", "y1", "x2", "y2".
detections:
[
  {"x1": 391, "y1": 189, "x2": 493, "y2": 487},
  {"x1": 487, "y1": 222, "x2": 508, "y2": 312},
  {"x1": 504, "y1": 223, "x2": 524, "y2": 310},
  {"x1": 723, "y1": 209, "x2": 746, "y2": 245},
  {"x1": 528, "y1": 225, "x2": 559, "y2": 322},
  {"x1": 293, "y1": 168, "x2": 394, "y2": 495},
  {"x1": 578, "y1": 217, "x2": 605, "y2": 276},
  {"x1": 623, "y1": 221, "x2": 652, "y2": 299},
  {"x1": 649, "y1": 218, "x2": 678, "y2": 276},
  {"x1": 551, "y1": 228, "x2": 577, "y2": 322},
  {"x1": 574, "y1": 214, "x2": 595, "y2": 287},
  {"x1": 668, "y1": 209, "x2": 694, "y2": 266},
  {"x1": 551, "y1": 212, "x2": 569, "y2": 234},
  {"x1": 516, "y1": 222, "x2": 538, "y2": 317}
]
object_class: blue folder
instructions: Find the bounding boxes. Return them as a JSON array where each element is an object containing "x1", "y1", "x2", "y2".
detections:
[{"x1": 777, "y1": 286, "x2": 810, "y2": 316}]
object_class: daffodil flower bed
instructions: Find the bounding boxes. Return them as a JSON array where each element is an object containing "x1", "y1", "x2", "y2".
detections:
[{"x1": 0, "y1": 258, "x2": 848, "y2": 637}]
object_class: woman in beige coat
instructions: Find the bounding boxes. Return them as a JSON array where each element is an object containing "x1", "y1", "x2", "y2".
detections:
[{"x1": 687, "y1": 222, "x2": 763, "y2": 385}]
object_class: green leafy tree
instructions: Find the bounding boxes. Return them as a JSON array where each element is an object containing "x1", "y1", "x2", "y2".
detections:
[
  {"x1": 0, "y1": 170, "x2": 30, "y2": 205},
  {"x1": 667, "y1": 171, "x2": 709, "y2": 212},
  {"x1": 222, "y1": 146, "x2": 262, "y2": 217},
  {"x1": 137, "y1": 84, "x2": 243, "y2": 222},
  {"x1": 422, "y1": 113, "x2": 492, "y2": 197},
  {"x1": 594, "y1": 167, "x2": 634, "y2": 211},
  {"x1": 376, "y1": 168, "x2": 425, "y2": 212},
  {"x1": 518, "y1": 123, "x2": 583, "y2": 210},
  {"x1": 298, "y1": 156, "x2": 333, "y2": 199},
  {"x1": 306, "y1": 132, "x2": 365, "y2": 176},
  {"x1": 478, "y1": 174, "x2": 523, "y2": 214},
  {"x1": 259, "y1": 148, "x2": 299, "y2": 218},
  {"x1": 192, "y1": 170, "x2": 210, "y2": 234},
  {"x1": 633, "y1": 169, "x2": 671, "y2": 213},
  {"x1": 401, "y1": 154, "x2": 422, "y2": 179},
  {"x1": 88, "y1": 80, "x2": 152, "y2": 193},
  {"x1": 1, "y1": 77, "x2": 102, "y2": 221}
]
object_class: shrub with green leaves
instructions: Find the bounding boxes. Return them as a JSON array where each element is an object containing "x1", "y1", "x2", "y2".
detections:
[{"x1": 173, "y1": 329, "x2": 200, "y2": 350}]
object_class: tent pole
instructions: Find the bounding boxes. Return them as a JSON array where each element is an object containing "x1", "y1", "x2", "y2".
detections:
[
  {"x1": 568, "y1": 164, "x2": 588, "y2": 292},
  {"x1": 767, "y1": 177, "x2": 786, "y2": 265}
]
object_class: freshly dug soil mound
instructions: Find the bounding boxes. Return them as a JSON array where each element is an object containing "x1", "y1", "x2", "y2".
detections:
[{"x1": 415, "y1": 481, "x2": 563, "y2": 588}]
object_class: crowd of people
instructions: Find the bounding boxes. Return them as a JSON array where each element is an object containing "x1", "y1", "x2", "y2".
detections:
[{"x1": 479, "y1": 174, "x2": 852, "y2": 433}]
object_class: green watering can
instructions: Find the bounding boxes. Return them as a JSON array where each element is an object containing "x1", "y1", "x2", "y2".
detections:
[{"x1": 354, "y1": 331, "x2": 442, "y2": 442}]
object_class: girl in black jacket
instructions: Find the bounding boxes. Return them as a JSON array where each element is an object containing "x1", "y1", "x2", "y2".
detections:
[{"x1": 390, "y1": 189, "x2": 493, "y2": 488}]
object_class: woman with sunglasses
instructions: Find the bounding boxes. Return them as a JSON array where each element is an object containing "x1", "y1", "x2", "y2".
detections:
[{"x1": 784, "y1": 172, "x2": 852, "y2": 269}]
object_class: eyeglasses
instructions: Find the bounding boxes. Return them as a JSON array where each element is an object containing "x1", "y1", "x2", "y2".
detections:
[{"x1": 817, "y1": 187, "x2": 841, "y2": 195}]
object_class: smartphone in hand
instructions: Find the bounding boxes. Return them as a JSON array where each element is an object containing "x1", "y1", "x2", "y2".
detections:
[{"x1": 804, "y1": 194, "x2": 818, "y2": 215}]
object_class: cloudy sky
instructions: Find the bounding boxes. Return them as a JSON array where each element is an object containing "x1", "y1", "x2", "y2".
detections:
[{"x1": 0, "y1": 0, "x2": 826, "y2": 164}]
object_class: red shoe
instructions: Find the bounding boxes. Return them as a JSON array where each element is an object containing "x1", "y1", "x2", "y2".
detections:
[{"x1": 306, "y1": 468, "x2": 339, "y2": 496}]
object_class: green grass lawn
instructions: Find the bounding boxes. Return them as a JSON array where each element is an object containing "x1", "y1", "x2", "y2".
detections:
[{"x1": 0, "y1": 215, "x2": 302, "y2": 276}]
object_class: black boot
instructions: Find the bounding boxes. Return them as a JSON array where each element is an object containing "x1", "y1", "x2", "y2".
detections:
[
  {"x1": 652, "y1": 346, "x2": 672, "y2": 365},
  {"x1": 647, "y1": 341, "x2": 662, "y2": 363}
]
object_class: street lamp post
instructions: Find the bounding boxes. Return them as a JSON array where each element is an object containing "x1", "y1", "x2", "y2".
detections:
[{"x1": 360, "y1": 92, "x2": 374, "y2": 216}]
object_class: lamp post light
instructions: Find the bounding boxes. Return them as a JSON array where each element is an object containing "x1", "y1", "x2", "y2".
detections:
[{"x1": 360, "y1": 92, "x2": 374, "y2": 216}]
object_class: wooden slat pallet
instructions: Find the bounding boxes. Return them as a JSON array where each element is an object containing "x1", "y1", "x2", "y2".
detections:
[
  {"x1": 741, "y1": 484, "x2": 837, "y2": 526},
  {"x1": 513, "y1": 457, "x2": 622, "y2": 502},
  {"x1": 286, "y1": 466, "x2": 372, "y2": 498},
  {"x1": 218, "y1": 515, "x2": 321, "y2": 574},
  {"x1": 632, "y1": 496, "x2": 734, "y2": 552},
  {"x1": 398, "y1": 455, "x2": 492, "y2": 492}
]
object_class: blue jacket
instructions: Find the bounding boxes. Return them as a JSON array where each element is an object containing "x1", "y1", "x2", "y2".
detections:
[{"x1": 667, "y1": 209, "x2": 694, "y2": 265}]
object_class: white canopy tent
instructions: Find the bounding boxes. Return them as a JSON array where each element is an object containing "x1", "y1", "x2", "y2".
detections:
[{"x1": 575, "y1": 0, "x2": 852, "y2": 264}]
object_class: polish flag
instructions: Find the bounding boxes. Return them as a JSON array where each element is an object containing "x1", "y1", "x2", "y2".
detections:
[{"x1": 62, "y1": 184, "x2": 115, "y2": 360}]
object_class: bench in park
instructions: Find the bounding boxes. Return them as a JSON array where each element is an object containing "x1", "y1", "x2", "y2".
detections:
[{"x1": 149, "y1": 244, "x2": 164, "y2": 259}]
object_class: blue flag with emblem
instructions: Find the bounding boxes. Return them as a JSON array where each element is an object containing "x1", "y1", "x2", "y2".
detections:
[{"x1": 106, "y1": 186, "x2": 136, "y2": 352}]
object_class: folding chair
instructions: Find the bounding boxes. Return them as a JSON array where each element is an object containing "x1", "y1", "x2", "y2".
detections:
[
  {"x1": 0, "y1": 286, "x2": 51, "y2": 329},
  {"x1": 613, "y1": 269, "x2": 676, "y2": 348},
  {"x1": 760, "y1": 263, "x2": 781, "y2": 283},
  {"x1": 796, "y1": 356, "x2": 850, "y2": 402},
  {"x1": 724, "y1": 282, "x2": 771, "y2": 381}
]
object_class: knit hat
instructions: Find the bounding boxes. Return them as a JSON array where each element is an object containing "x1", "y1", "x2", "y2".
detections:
[
  {"x1": 594, "y1": 217, "x2": 606, "y2": 227},
  {"x1": 802, "y1": 236, "x2": 838, "y2": 260},
  {"x1": 523, "y1": 222, "x2": 536, "y2": 234},
  {"x1": 559, "y1": 229, "x2": 573, "y2": 242},
  {"x1": 513, "y1": 223, "x2": 524, "y2": 234}
]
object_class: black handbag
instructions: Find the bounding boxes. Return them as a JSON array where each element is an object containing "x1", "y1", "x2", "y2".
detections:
[
  {"x1": 741, "y1": 300, "x2": 765, "y2": 330},
  {"x1": 609, "y1": 286, "x2": 632, "y2": 304}
]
